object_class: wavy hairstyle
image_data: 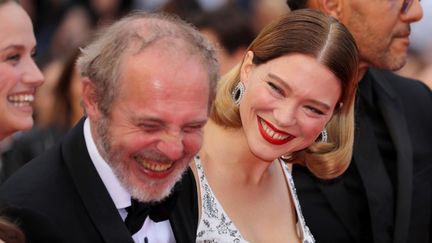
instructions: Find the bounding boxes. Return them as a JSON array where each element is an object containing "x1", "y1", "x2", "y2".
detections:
[{"x1": 211, "y1": 9, "x2": 359, "y2": 179}]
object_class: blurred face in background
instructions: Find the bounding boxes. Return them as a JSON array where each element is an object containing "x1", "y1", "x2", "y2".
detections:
[
  {"x1": 34, "y1": 60, "x2": 63, "y2": 126},
  {"x1": 339, "y1": 0, "x2": 423, "y2": 71},
  {"x1": 0, "y1": 1, "x2": 44, "y2": 139},
  {"x1": 69, "y1": 66, "x2": 83, "y2": 126},
  {"x1": 91, "y1": 0, "x2": 121, "y2": 16},
  {"x1": 200, "y1": 28, "x2": 243, "y2": 75},
  {"x1": 251, "y1": 0, "x2": 290, "y2": 34}
]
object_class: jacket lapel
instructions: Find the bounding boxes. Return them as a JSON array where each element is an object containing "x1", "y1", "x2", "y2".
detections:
[
  {"x1": 169, "y1": 169, "x2": 199, "y2": 243},
  {"x1": 370, "y1": 69, "x2": 413, "y2": 243},
  {"x1": 62, "y1": 118, "x2": 134, "y2": 243},
  {"x1": 352, "y1": 101, "x2": 393, "y2": 243},
  {"x1": 316, "y1": 179, "x2": 360, "y2": 241}
]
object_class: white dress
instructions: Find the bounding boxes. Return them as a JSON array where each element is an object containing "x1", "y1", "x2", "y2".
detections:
[{"x1": 194, "y1": 155, "x2": 315, "y2": 243}]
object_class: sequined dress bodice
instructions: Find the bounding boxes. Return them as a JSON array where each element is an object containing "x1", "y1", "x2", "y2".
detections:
[{"x1": 194, "y1": 156, "x2": 315, "y2": 243}]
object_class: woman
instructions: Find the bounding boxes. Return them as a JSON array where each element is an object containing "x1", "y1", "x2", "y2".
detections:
[
  {"x1": 1, "y1": 48, "x2": 84, "y2": 182},
  {"x1": 192, "y1": 9, "x2": 358, "y2": 242},
  {"x1": 0, "y1": 0, "x2": 44, "y2": 140},
  {"x1": 0, "y1": 0, "x2": 44, "y2": 242}
]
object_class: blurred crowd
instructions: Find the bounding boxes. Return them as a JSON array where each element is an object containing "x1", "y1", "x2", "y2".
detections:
[
  {"x1": 0, "y1": 0, "x2": 290, "y2": 182},
  {"x1": 0, "y1": 0, "x2": 430, "y2": 182},
  {"x1": 20, "y1": 0, "x2": 289, "y2": 65}
]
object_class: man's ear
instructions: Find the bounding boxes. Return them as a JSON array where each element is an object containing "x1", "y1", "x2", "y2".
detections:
[
  {"x1": 240, "y1": 51, "x2": 254, "y2": 85},
  {"x1": 81, "y1": 77, "x2": 100, "y2": 120},
  {"x1": 310, "y1": 0, "x2": 344, "y2": 19},
  {"x1": 318, "y1": 0, "x2": 344, "y2": 20}
]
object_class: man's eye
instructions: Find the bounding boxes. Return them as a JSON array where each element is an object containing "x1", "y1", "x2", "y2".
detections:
[
  {"x1": 183, "y1": 124, "x2": 204, "y2": 133},
  {"x1": 141, "y1": 124, "x2": 161, "y2": 132}
]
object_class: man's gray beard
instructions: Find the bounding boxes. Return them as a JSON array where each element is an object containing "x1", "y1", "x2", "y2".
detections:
[{"x1": 93, "y1": 116, "x2": 186, "y2": 203}]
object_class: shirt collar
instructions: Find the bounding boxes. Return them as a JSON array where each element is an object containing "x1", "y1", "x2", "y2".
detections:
[{"x1": 83, "y1": 118, "x2": 131, "y2": 210}]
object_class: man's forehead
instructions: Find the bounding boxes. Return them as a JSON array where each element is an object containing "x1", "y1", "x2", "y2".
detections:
[{"x1": 126, "y1": 35, "x2": 194, "y2": 58}]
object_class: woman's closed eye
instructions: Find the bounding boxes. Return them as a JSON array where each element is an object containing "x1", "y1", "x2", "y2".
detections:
[
  {"x1": 304, "y1": 105, "x2": 325, "y2": 116},
  {"x1": 267, "y1": 81, "x2": 285, "y2": 96}
]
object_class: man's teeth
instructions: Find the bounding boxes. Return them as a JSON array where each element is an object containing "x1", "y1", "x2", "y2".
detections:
[
  {"x1": 140, "y1": 159, "x2": 173, "y2": 172},
  {"x1": 8, "y1": 94, "x2": 34, "y2": 106},
  {"x1": 260, "y1": 119, "x2": 289, "y2": 140}
]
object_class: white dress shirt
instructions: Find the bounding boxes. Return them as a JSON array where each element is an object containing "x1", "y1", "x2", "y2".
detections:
[{"x1": 83, "y1": 118, "x2": 175, "y2": 243}]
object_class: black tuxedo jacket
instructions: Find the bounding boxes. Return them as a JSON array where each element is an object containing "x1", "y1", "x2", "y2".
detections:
[
  {"x1": 0, "y1": 119, "x2": 198, "y2": 243},
  {"x1": 293, "y1": 69, "x2": 432, "y2": 243}
]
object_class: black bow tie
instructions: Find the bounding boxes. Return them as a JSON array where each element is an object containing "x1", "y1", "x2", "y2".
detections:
[{"x1": 124, "y1": 196, "x2": 177, "y2": 235}]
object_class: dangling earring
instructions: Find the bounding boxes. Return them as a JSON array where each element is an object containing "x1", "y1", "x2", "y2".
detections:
[
  {"x1": 317, "y1": 128, "x2": 328, "y2": 143},
  {"x1": 231, "y1": 81, "x2": 245, "y2": 105},
  {"x1": 280, "y1": 154, "x2": 292, "y2": 161}
]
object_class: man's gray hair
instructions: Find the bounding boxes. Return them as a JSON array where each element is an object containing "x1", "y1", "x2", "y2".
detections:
[{"x1": 77, "y1": 11, "x2": 219, "y2": 115}]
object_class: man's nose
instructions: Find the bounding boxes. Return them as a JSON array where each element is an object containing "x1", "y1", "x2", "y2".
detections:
[
  {"x1": 156, "y1": 133, "x2": 184, "y2": 161},
  {"x1": 401, "y1": 0, "x2": 423, "y2": 23}
]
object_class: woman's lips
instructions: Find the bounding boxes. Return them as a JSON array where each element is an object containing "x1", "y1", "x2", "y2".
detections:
[
  {"x1": 7, "y1": 93, "x2": 35, "y2": 113},
  {"x1": 257, "y1": 117, "x2": 294, "y2": 145}
]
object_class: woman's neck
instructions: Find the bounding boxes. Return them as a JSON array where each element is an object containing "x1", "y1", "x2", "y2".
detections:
[{"x1": 199, "y1": 120, "x2": 277, "y2": 185}]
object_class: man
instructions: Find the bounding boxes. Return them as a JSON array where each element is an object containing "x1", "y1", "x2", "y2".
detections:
[
  {"x1": 0, "y1": 12, "x2": 218, "y2": 243},
  {"x1": 287, "y1": 1, "x2": 432, "y2": 243}
]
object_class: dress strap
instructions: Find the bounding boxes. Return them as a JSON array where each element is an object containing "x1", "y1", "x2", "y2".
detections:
[
  {"x1": 279, "y1": 159, "x2": 315, "y2": 243},
  {"x1": 194, "y1": 155, "x2": 248, "y2": 242}
]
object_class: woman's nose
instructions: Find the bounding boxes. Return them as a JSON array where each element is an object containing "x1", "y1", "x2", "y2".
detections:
[
  {"x1": 273, "y1": 104, "x2": 297, "y2": 127},
  {"x1": 22, "y1": 58, "x2": 44, "y2": 87}
]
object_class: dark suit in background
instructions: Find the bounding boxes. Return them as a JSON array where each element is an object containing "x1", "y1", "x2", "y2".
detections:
[
  {"x1": 0, "y1": 120, "x2": 198, "y2": 243},
  {"x1": 0, "y1": 126, "x2": 65, "y2": 183},
  {"x1": 293, "y1": 68, "x2": 432, "y2": 243}
]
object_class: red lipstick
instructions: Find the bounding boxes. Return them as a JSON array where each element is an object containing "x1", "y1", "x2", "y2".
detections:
[{"x1": 257, "y1": 117, "x2": 294, "y2": 145}]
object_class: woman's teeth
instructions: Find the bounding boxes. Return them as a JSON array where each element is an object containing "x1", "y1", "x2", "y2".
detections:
[
  {"x1": 8, "y1": 94, "x2": 34, "y2": 106},
  {"x1": 260, "y1": 119, "x2": 289, "y2": 140}
]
